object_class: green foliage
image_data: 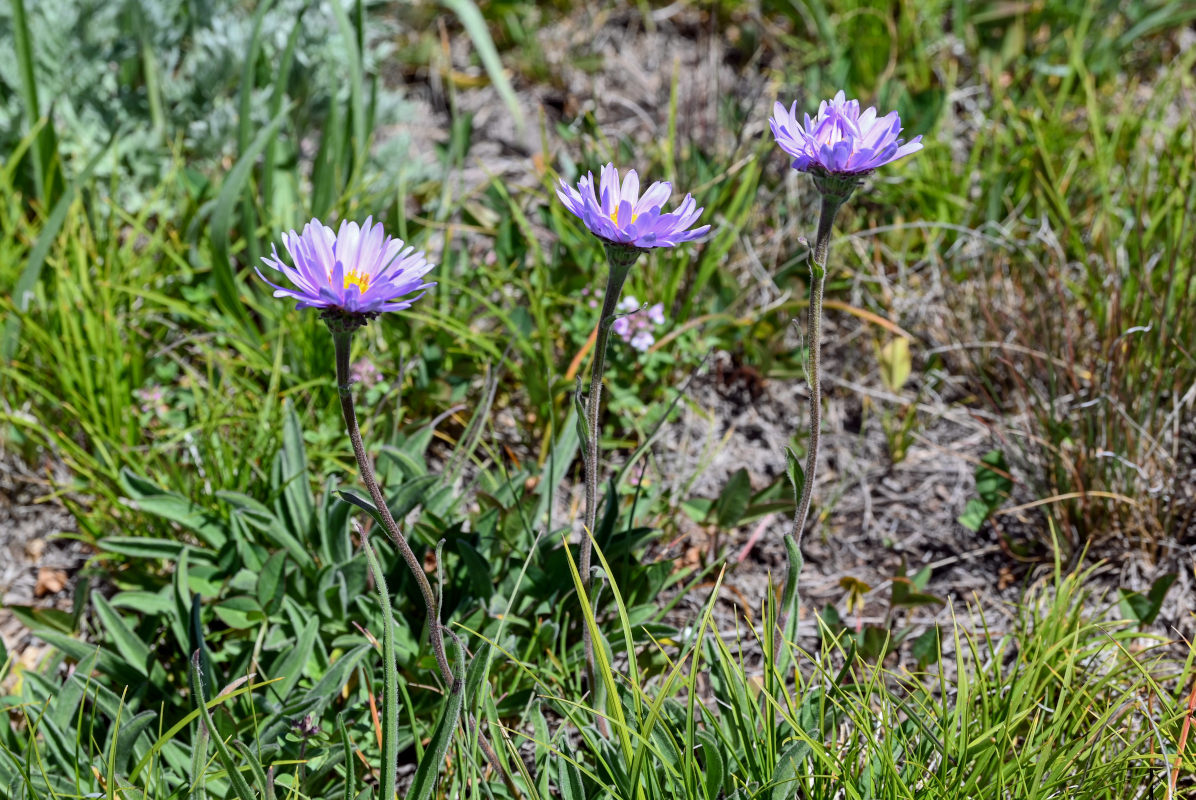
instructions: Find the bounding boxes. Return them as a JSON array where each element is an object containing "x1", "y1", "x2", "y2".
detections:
[
  {"x1": 958, "y1": 449, "x2": 1014, "y2": 533},
  {"x1": 820, "y1": 563, "x2": 945, "y2": 667},
  {"x1": 1118, "y1": 572, "x2": 1178, "y2": 629},
  {"x1": 503, "y1": 548, "x2": 1184, "y2": 800},
  {"x1": 0, "y1": 0, "x2": 425, "y2": 214}
]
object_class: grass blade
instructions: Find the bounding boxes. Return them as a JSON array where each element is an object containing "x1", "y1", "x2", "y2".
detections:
[
  {"x1": 405, "y1": 635, "x2": 465, "y2": 800},
  {"x1": 2, "y1": 135, "x2": 113, "y2": 363},
  {"x1": 209, "y1": 104, "x2": 290, "y2": 332},
  {"x1": 361, "y1": 532, "x2": 399, "y2": 800},
  {"x1": 189, "y1": 651, "x2": 258, "y2": 800},
  {"x1": 10, "y1": 0, "x2": 56, "y2": 205}
]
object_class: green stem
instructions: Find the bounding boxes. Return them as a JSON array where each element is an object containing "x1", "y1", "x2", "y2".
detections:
[
  {"x1": 580, "y1": 241, "x2": 640, "y2": 719},
  {"x1": 778, "y1": 193, "x2": 845, "y2": 659},
  {"x1": 789, "y1": 194, "x2": 841, "y2": 547},
  {"x1": 361, "y1": 531, "x2": 399, "y2": 800},
  {"x1": 332, "y1": 328, "x2": 453, "y2": 687}
]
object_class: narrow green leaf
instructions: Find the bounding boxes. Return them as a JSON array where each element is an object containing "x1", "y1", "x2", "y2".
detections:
[
  {"x1": 713, "y1": 468, "x2": 752, "y2": 528},
  {"x1": 219, "y1": 490, "x2": 314, "y2": 570},
  {"x1": 784, "y1": 446, "x2": 805, "y2": 505},
  {"x1": 10, "y1": 0, "x2": 51, "y2": 204},
  {"x1": 404, "y1": 639, "x2": 465, "y2": 800},
  {"x1": 47, "y1": 651, "x2": 100, "y2": 729},
  {"x1": 31, "y1": 632, "x2": 141, "y2": 689},
  {"x1": 120, "y1": 468, "x2": 228, "y2": 548},
  {"x1": 440, "y1": 0, "x2": 525, "y2": 133},
  {"x1": 281, "y1": 400, "x2": 316, "y2": 538},
  {"x1": 328, "y1": 0, "x2": 366, "y2": 169},
  {"x1": 910, "y1": 625, "x2": 941, "y2": 667},
  {"x1": 212, "y1": 596, "x2": 265, "y2": 629},
  {"x1": 263, "y1": 6, "x2": 305, "y2": 207},
  {"x1": 190, "y1": 696, "x2": 210, "y2": 800},
  {"x1": 257, "y1": 551, "x2": 288, "y2": 612},
  {"x1": 270, "y1": 617, "x2": 318, "y2": 702},
  {"x1": 361, "y1": 534, "x2": 399, "y2": 800},
  {"x1": 209, "y1": 104, "x2": 290, "y2": 329},
  {"x1": 2, "y1": 133, "x2": 112, "y2": 362},
  {"x1": 189, "y1": 590, "x2": 214, "y2": 702},
  {"x1": 770, "y1": 740, "x2": 812, "y2": 800},
  {"x1": 233, "y1": 741, "x2": 271, "y2": 796},
  {"x1": 695, "y1": 729, "x2": 724, "y2": 800},
  {"x1": 557, "y1": 742, "x2": 585, "y2": 800},
  {"x1": 190, "y1": 652, "x2": 258, "y2": 800},
  {"x1": 92, "y1": 594, "x2": 151, "y2": 676},
  {"x1": 303, "y1": 643, "x2": 370, "y2": 709},
  {"x1": 115, "y1": 710, "x2": 158, "y2": 771},
  {"x1": 101, "y1": 537, "x2": 214, "y2": 563},
  {"x1": 338, "y1": 712, "x2": 356, "y2": 800},
  {"x1": 337, "y1": 489, "x2": 386, "y2": 530}
]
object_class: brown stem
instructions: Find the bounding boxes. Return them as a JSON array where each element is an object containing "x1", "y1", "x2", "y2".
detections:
[{"x1": 333, "y1": 328, "x2": 453, "y2": 686}]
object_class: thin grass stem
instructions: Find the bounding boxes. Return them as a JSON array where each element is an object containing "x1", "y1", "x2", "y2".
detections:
[{"x1": 360, "y1": 526, "x2": 399, "y2": 800}]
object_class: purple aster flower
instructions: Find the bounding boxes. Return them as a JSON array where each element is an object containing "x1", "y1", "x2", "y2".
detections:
[
  {"x1": 257, "y1": 216, "x2": 434, "y2": 317},
  {"x1": 770, "y1": 91, "x2": 922, "y2": 176},
  {"x1": 556, "y1": 163, "x2": 710, "y2": 249}
]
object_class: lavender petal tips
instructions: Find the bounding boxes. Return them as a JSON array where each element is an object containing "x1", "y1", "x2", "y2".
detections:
[
  {"x1": 556, "y1": 163, "x2": 711, "y2": 249},
  {"x1": 769, "y1": 90, "x2": 923, "y2": 177},
  {"x1": 256, "y1": 216, "x2": 435, "y2": 317}
]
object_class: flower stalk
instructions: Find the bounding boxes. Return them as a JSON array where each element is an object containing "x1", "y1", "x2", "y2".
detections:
[
  {"x1": 579, "y1": 242, "x2": 640, "y2": 700},
  {"x1": 557, "y1": 163, "x2": 708, "y2": 730},
  {"x1": 790, "y1": 192, "x2": 846, "y2": 548},
  {"x1": 331, "y1": 326, "x2": 453, "y2": 688}
]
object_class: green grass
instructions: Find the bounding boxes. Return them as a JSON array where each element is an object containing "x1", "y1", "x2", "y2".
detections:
[{"x1": 3, "y1": 547, "x2": 1189, "y2": 799}]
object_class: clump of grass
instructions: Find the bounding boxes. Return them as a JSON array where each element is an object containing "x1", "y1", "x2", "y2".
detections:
[
  {"x1": 500, "y1": 544, "x2": 1191, "y2": 800},
  {"x1": 927, "y1": 34, "x2": 1196, "y2": 550}
]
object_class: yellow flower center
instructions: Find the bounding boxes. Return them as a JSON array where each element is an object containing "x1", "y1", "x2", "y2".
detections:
[
  {"x1": 610, "y1": 207, "x2": 638, "y2": 226},
  {"x1": 343, "y1": 270, "x2": 371, "y2": 293}
]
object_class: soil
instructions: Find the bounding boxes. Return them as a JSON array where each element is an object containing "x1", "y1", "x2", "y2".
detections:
[{"x1": 0, "y1": 451, "x2": 83, "y2": 672}]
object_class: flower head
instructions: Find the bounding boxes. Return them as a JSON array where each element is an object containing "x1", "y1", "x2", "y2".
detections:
[
  {"x1": 557, "y1": 163, "x2": 710, "y2": 249},
  {"x1": 257, "y1": 217, "x2": 434, "y2": 318},
  {"x1": 770, "y1": 91, "x2": 922, "y2": 176}
]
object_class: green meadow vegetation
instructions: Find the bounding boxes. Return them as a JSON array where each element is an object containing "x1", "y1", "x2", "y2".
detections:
[{"x1": 1, "y1": 0, "x2": 1194, "y2": 798}]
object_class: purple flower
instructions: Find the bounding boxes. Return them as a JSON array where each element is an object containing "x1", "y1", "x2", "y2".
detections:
[
  {"x1": 257, "y1": 217, "x2": 435, "y2": 315},
  {"x1": 609, "y1": 296, "x2": 666, "y2": 352},
  {"x1": 629, "y1": 330, "x2": 655, "y2": 352},
  {"x1": 770, "y1": 91, "x2": 922, "y2": 175},
  {"x1": 556, "y1": 163, "x2": 710, "y2": 249}
]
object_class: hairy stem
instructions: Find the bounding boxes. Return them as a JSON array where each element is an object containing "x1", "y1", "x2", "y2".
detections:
[
  {"x1": 789, "y1": 194, "x2": 841, "y2": 547},
  {"x1": 333, "y1": 329, "x2": 453, "y2": 687},
  {"x1": 580, "y1": 242, "x2": 639, "y2": 717},
  {"x1": 778, "y1": 193, "x2": 845, "y2": 657}
]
